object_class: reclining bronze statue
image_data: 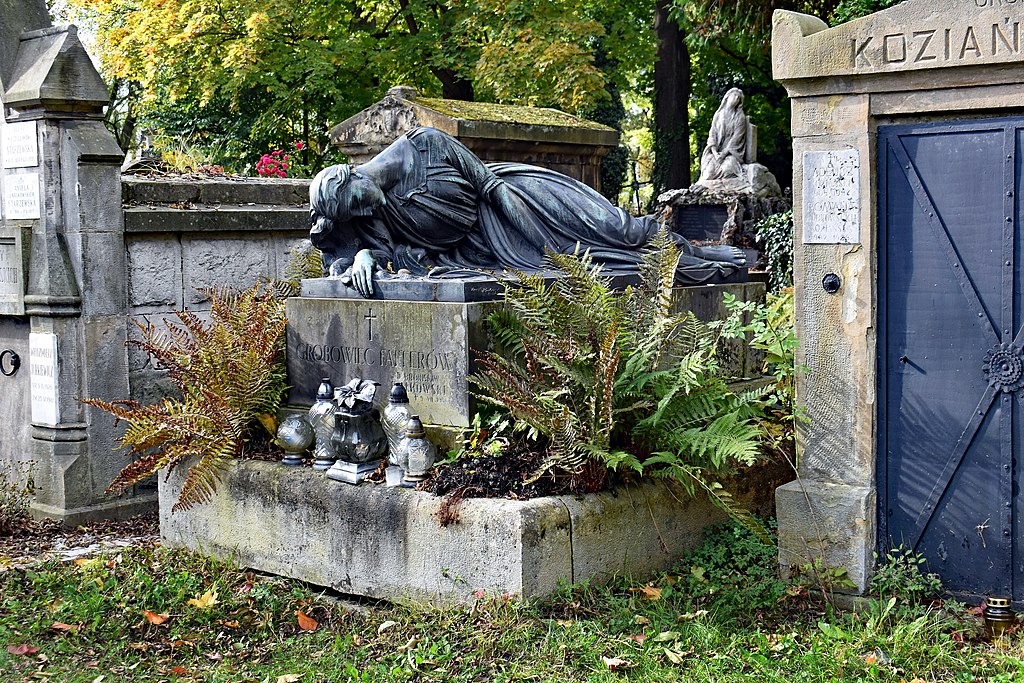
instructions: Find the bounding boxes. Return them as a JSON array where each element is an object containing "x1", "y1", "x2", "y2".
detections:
[{"x1": 309, "y1": 126, "x2": 745, "y2": 297}]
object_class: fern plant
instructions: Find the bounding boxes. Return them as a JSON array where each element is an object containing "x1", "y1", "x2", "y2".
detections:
[
  {"x1": 84, "y1": 283, "x2": 288, "y2": 511},
  {"x1": 471, "y1": 228, "x2": 768, "y2": 535}
]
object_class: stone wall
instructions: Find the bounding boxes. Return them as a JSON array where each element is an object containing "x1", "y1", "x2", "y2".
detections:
[
  {"x1": 121, "y1": 176, "x2": 310, "y2": 404},
  {"x1": 0, "y1": 168, "x2": 312, "y2": 521}
]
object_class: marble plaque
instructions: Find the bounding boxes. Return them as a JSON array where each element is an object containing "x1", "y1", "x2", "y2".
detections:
[
  {"x1": 802, "y1": 149, "x2": 861, "y2": 244},
  {"x1": 0, "y1": 229, "x2": 26, "y2": 315},
  {"x1": 2, "y1": 121, "x2": 38, "y2": 169},
  {"x1": 30, "y1": 332, "x2": 60, "y2": 425},
  {"x1": 3, "y1": 172, "x2": 40, "y2": 220}
]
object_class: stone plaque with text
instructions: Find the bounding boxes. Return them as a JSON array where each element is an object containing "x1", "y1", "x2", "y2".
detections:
[
  {"x1": 802, "y1": 149, "x2": 860, "y2": 244},
  {"x1": 285, "y1": 298, "x2": 498, "y2": 427},
  {"x1": 30, "y1": 332, "x2": 60, "y2": 426},
  {"x1": 3, "y1": 172, "x2": 40, "y2": 220},
  {"x1": 0, "y1": 228, "x2": 27, "y2": 315},
  {"x1": 1, "y1": 121, "x2": 38, "y2": 169}
]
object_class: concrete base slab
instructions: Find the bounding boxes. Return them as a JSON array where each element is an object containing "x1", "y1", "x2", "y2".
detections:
[
  {"x1": 776, "y1": 479, "x2": 874, "y2": 594},
  {"x1": 159, "y1": 460, "x2": 734, "y2": 604},
  {"x1": 32, "y1": 491, "x2": 158, "y2": 526}
]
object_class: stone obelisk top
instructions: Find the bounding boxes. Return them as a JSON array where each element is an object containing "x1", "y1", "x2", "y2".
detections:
[{"x1": 0, "y1": 0, "x2": 51, "y2": 96}]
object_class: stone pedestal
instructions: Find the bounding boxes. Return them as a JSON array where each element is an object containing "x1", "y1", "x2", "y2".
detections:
[
  {"x1": 285, "y1": 281, "x2": 767, "y2": 429},
  {"x1": 656, "y1": 186, "x2": 791, "y2": 264}
]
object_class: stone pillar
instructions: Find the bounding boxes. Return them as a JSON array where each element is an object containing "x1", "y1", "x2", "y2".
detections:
[{"x1": 1, "y1": 7, "x2": 149, "y2": 522}]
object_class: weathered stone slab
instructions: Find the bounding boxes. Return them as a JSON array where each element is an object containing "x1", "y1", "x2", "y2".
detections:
[
  {"x1": 159, "y1": 460, "x2": 734, "y2": 605},
  {"x1": 285, "y1": 297, "x2": 496, "y2": 427},
  {"x1": 776, "y1": 480, "x2": 874, "y2": 593},
  {"x1": 0, "y1": 226, "x2": 28, "y2": 315},
  {"x1": 773, "y1": 1, "x2": 1024, "y2": 82}
]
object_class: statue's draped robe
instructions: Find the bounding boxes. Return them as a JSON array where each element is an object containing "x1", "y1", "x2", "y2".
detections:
[
  {"x1": 699, "y1": 104, "x2": 748, "y2": 182},
  {"x1": 315, "y1": 127, "x2": 739, "y2": 285}
]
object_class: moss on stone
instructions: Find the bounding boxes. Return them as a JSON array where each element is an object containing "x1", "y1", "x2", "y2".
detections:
[{"x1": 412, "y1": 97, "x2": 612, "y2": 131}]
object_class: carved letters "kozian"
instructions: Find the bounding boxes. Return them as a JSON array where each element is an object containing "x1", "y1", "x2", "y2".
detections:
[{"x1": 853, "y1": 17, "x2": 1024, "y2": 69}]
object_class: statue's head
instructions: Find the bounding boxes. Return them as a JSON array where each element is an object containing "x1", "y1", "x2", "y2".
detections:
[
  {"x1": 722, "y1": 88, "x2": 744, "y2": 110},
  {"x1": 310, "y1": 164, "x2": 385, "y2": 236}
]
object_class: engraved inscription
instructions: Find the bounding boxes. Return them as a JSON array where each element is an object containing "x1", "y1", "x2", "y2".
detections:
[
  {"x1": 0, "y1": 237, "x2": 22, "y2": 303},
  {"x1": 3, "y1": 172, "x2": 40, "y2": 220},
  {"x1": 802, "y1": 149, "x2": 861, "y2": 245},
  {"x1": 852, "y1": 18, "x2": 1024, "y2": 70},
  {"x1": 1, "y1": 121, "x2": 38, "y2": 169},
  {"x1": 29, "y1": 333, "x2": 60, "y2": 425}
]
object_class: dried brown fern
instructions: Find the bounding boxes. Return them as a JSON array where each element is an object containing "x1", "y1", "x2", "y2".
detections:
[{"x1": 84, "y1": 283, "x2": 288, "y2": 511}]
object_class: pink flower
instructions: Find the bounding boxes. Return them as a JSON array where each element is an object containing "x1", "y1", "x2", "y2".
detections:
[{"x1": 294, "y1": 141, "x2": 305, "y2": 150}]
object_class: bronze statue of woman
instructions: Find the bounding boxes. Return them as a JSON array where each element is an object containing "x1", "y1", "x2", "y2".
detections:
[{"x1": 310, "y1": 126, "x2": 745, "y2": 297}]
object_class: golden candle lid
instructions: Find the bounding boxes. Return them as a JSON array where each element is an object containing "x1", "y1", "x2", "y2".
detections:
[{"x1": 987, "y1": 597, "x2": 1012, "y2": 608}]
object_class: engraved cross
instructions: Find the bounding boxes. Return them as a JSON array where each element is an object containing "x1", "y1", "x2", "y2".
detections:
[{"x1": 364, "y1": 308, "x2": 378, "y2": 341}]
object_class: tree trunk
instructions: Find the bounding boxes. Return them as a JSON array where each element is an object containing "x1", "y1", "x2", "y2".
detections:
[
  {"x1": 653, "y1": 1, "x2": 690, "y2": 194},
  {"x1": 436, "y1": 71, "x2": 474, "y2": 101}
]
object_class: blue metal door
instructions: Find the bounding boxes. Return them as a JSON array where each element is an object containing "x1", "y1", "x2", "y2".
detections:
[{"x1": 879, "y1": 117, "x2": 1024, "y2": 601}]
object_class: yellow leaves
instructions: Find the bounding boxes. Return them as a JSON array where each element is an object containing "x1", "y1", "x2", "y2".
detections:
[
  {"x1": 187, "y1": 588, "x2": 219, "y2": 610},
  {"x1": 276, "y1": 675, "x2": 302, "y2": 683}
]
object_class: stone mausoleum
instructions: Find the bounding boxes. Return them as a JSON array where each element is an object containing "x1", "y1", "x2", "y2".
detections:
[{"x1": 774, "y1": 0, "x2": 1024, "y2": 602}]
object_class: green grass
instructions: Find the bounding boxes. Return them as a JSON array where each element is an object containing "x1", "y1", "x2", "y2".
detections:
[{"x1": 1, "y1": 525, "x2": 1022, "y2": 682}]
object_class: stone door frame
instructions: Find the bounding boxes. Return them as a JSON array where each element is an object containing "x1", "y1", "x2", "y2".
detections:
[{"x1": 772, "y1": 2, "x2": 1024, "y2": 593}]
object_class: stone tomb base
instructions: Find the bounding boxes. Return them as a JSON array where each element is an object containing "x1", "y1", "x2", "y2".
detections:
[
  {"x1": 159, "y1": 460, "x2": 734, "y2": 604},
  {"x1": 285, "y1": 282, "x2": 766, "y2": 428}
]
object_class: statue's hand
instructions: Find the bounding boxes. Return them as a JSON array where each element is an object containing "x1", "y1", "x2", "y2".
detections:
[{"x1": 351, "y1": 249, "x2": 376, "y2": 297}]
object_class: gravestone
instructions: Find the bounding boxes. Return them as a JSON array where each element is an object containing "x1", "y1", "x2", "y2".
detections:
[
  {"x1": 0, "y1": 1, "x2": 145, "y2": 523},
  {"x1": 773, "y1": 0, "x2": 1024, "y2": 599},
  {"x1": 285, "y1": 279, "x2": 765, "y2": 429}
]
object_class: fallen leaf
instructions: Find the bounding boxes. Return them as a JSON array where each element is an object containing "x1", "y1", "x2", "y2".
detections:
[
  {"x1": 203, "y1": 652, "x2": 224, "y2": 661},
  {"x1": 864, "y1": 653, "x2": 878, "y2": 665},
  {"x1": 629, "y1": 585, "x2": 662, "y2": 601},
  {"x1": 144, "y1": 610, "x2": 169, "y2": 625},
  {"x1": 678, "y1": 610, "x2": 709, "y2": 621},
  {"x1": 665, "y1": 648, "x2": 685, "y2": 665},
  {"x1": 296, "y1": 610, "x2": 318, "y2": 631},
  {"x1": 624, "y1": 634, "x2": 647, "y2": 645},
  {"x1": 50, "y1": 622, "x2": 79, "y2": 632},
  {"x1": 171, "y1": 666, "x2": 189, "y2": 675},
  {"x1": 90, "y1": 676, "x2": 105, "y2": 683},
  {"x1": 398, "y1": 636, "x2": 420, "y2": 652},
  {"x1": 377, "y1": 620, "x2": 398, "y2": 634},
  {"x1": 276, "y1": 675, "x2": 302, "y2": 683},
  {"x1": 187, "y1": 589, "x2": 219, "y2": 610},
  {"x1": 602, "y1": 656, "x2": 632, "y2": 671},
  {"x1": 556, "y1": 619, "x2": 574, "y2": 627},
  {"x1": 218, "y1": 620, "x2": 240, "y2": 628},
  {"x1": 6, "y1": 644, "x2": 40, "y2": 656},
  {"x1": 653, "y1": 631, "x2": 680, "y2": 643},
  {"x1": 633, "y1": 615, "x2": 651, "y2": 625}
]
